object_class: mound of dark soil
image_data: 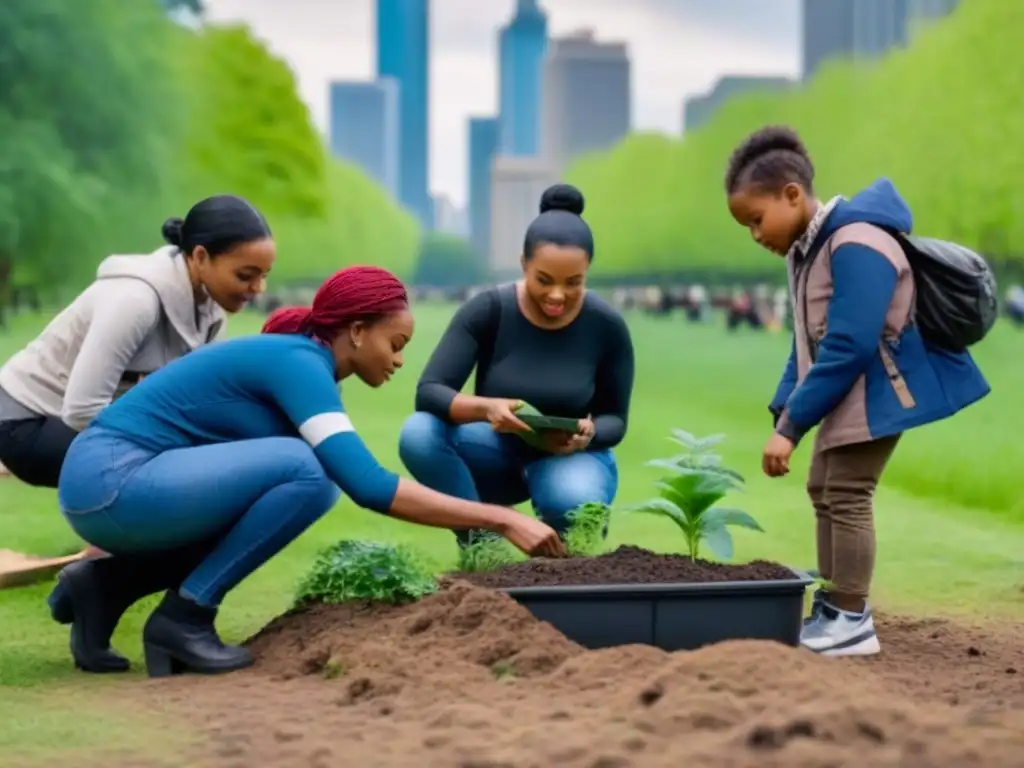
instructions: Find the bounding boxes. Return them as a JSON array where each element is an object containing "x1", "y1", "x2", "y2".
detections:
[
  {"x1": 452, "y1": 544, "x2": 797, "y2": 589},
  {"x1": 137, "y1": 581, "x2": 1024, "y2": 768}
]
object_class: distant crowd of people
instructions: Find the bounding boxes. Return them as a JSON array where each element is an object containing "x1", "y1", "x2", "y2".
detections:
[
  {"x1": 256, "y1": 283, "x2": 792, "y2": 333},
  {"x1": 257, "y1": 279, "x2": 1024, "y2": 339},
  {"x1": 607, "y1": 283, "x2": 791, "y2": 332}
]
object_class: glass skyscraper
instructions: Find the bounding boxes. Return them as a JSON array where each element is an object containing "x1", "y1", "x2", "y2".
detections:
[
  {"x1": 467, "y1": 117, "x2": 499, "y2": 261},
  {"x1": 802, "y1": 0, "x2": 959, "y2": 80},
  {"x1": 376, "y1": 0, "x2": 432, "y2": 228},
  {"x1": 328, "y1": 80, "x2": 400, "y2": 200},
  {"x1": 498, "y1": 0, "x2": 548, "y2": 157}
]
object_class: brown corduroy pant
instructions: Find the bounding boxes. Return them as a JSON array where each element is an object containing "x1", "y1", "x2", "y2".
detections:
[{"x1": 806, "y1": 434, "x2": 900, "y2": 602}]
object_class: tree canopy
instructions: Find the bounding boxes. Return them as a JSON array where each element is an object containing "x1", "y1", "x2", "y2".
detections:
[
  {"x1": 0, "y1": 0, "x2": 179, "y2": 294},
  {"x1": 412, "y1": 233, "x2": 487, "y2": 288},
  {"x1": 569, "y1": 0, "x2": 1024, "y2": 278},
  {"x1": 0, "y1": 3, "x2": 419, "y2": 319}
]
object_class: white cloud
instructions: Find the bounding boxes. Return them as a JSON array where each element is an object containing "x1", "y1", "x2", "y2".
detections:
[{"x1": 202, "y1": 0, "x2": 799, "y2": 207}]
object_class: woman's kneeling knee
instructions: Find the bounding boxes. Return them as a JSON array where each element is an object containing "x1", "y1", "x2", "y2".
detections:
[
  {"x1": 276, "y1": 439, "x2": 339, "y2": 508},
  {"x1": 398, "y1": 412, "x2": 448, "y2": 466}
]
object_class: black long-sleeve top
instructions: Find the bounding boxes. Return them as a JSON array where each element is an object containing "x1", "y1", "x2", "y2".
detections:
[{"x1": 415, "y1": 284, "x2": 635, "y2": 449}]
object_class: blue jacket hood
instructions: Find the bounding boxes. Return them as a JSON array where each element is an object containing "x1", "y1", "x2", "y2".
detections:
[{"x1": 818, "y1": 178, "x2": 914, "y2": 243}]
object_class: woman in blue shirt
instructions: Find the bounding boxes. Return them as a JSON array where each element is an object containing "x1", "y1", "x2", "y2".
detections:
[{"x1": 56, "y1": 266, "x2": 564, "y2": 677}]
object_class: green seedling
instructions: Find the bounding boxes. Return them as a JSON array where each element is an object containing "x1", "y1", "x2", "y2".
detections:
[
  {"x1": 625, "y1": 428, "x2": 763, "y2": 561},
  {"x1": 564, "y1": 501, "x2": 611, "y2": 557},
  {"x1": 813, "y1": 576, "x2": 837, "y2": 592},
  {"x1": 491, "y1": 660, "x2": 516, "y2": 680},
  {"x1": 457, "y1": 531, "x2": 520, "y2": 573},
  {"x1": 323, "y1": 655, "x2": 348, "y2": 679},
  {"x1": 294, "y1": 539, "x2": 438, "y2": 608}
]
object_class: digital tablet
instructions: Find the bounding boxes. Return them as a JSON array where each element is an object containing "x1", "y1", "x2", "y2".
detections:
[{"x1": 517, "y1": 413, "x2": 580, "y2": 433}]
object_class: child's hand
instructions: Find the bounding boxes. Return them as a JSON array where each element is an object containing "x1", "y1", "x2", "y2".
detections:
[{"x1": 762, "y1": 433, "x2": 795, "y2": 477}]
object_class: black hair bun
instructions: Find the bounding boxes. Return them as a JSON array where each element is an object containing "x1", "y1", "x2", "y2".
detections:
[
  {"x1": 539, "y1": 184, "x2": 585, "y2": 216},
  {"x1": 743, "y1": 125, "x2": 810, "y2": 163},
  {"x1": 161, "y1": 217, "x2": 184, "y2": 247}
]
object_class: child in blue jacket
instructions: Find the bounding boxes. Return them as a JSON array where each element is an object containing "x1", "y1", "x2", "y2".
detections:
[{"x1": 725, "y1": 126, "x2": 989, "y2": 657}]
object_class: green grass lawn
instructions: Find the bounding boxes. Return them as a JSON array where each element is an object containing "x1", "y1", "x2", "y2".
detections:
[{"x1": 1, "y1": 304, "x2": 1022, "y2": 759}]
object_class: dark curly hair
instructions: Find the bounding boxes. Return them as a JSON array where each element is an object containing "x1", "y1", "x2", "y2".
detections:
[{"x1": 724, "y1": 125, "x2": 815, "y2": 195}]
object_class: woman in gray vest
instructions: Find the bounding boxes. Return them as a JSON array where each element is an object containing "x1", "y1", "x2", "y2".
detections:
[{"x1": 0, "y1": 194, "x2": 275, "y2": 672}]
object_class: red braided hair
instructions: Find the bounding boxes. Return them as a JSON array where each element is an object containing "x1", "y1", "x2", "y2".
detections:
[{"x1": 261, "y1": 266, "x2": 408, "y2": 338}]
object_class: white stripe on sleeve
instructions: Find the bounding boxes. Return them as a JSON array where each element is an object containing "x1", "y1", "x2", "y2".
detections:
[{"x1": 298, "y1": 412, "x2": 355, "y2": 448}]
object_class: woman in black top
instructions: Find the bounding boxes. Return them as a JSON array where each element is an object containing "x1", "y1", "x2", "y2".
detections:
[{"x1": 399, "y1": 184, "x2": 635, "y2": 542}]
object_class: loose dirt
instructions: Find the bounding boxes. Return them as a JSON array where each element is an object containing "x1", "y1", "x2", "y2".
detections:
[
  {"x1": 108, "y1": 580, "x2": 1024, "y2": 768},
  {"x1": 453, "y1": 545, "x2": 796, "y2": 588}
]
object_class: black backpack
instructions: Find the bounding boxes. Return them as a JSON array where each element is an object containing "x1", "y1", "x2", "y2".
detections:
[{"x1": 884, "y1": 230, "x2": 998, "y2": 353}]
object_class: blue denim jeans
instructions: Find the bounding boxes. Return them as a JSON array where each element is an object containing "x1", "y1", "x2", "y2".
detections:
[
  {"x1": 398, "y1": 412, "x2": 618, "y2": 538},
  {"x1": 58, "y1": 428, "x2": 339, "y2": 607}
]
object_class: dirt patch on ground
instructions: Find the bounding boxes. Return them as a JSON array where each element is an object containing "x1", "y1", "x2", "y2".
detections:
[
  {"x1": 453, "y1": 545, "x2": 796, "y2": 588},
  {"x1": 86, "y1": 580, "x2": 1024, "y2": 768}
]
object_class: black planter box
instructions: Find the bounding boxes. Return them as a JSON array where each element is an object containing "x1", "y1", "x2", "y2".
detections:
[{"x1": 501, "y1": 570, "x2": 815, "y2": 652}]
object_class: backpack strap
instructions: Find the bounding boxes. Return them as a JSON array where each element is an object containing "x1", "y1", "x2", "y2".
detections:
[{"x1": 825, "y1": 224, "x2": 917, "y2": 410}]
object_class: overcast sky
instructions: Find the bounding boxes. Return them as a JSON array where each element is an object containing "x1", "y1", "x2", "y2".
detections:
[{"x1": 202, "y1": 0, "x2": 800, "y2": 207}]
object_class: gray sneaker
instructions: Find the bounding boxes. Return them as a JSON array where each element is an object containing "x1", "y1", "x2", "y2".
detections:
[{"x1": 800, "y1": 600, "x2": 880, "y2": 657}]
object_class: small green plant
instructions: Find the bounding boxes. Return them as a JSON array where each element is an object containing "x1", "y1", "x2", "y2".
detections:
[
  {"x1": 491, "y1": 659, "x2": 516, "y2": 680},
  {"x1": 456, "y1": 530, "x2": 521, "y2": 572},
  {"x1": 813, "y1": 576, "x2": 836, "y2": 592},
  {"x1": 323, "y1": 655, "x2": 348, "y2": 679},
  {"x1": 564, "y1": 502, "x2": 611, "y2": 557},
  {"x1": 294, "y1": 539, "x2": 438, "y2": 607},
  {"x1": 626, "y1": 428, "x2": 763, "y2": 561}
]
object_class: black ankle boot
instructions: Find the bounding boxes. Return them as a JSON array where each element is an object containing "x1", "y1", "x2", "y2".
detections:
[
  {"x1": 60, "y1": 543, "x2": 221, "y2": 673},
  {"x1": 48, "y1": 579, "x2": 75, "y2": 624},
  {"x1": 142, "y1": 591, "x2": 253, "y2": 678},
  {"x1": 59, "y1": 560, "x2": 131, "y2": 673}
]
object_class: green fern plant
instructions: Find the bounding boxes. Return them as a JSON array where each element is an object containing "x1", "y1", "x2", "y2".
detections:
[
  {"x1": 456, "y1": 530, "x2": 521, "y2": 572},
  {"x1": 294, "y1": 539, "x2": 437, "y2": 607},
  {"x1": 564, "y1": 501, "x2": 611, "y2": 557},
  {"x1": 626, "y1": 428, "x2": 763, "y2": 561}
]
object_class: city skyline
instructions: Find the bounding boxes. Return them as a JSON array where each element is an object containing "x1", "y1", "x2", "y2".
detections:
[
  {"x1": 377, "y1": 0, "x2": 433, "y2": 227},
  {"x1": 201, "y1": 0, "x2": 799, "y2": 207}
]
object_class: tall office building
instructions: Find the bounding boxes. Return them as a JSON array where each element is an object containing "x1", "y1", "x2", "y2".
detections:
[
  {"x1": 498, "y1": 0, "x2": 548, "y2": 156},
  {"x1": 801, "y1": 0, "x2": 855, "y2": 80},
  {"x1": 327, "y1": 79, "x2": 400, "y2": 199},
  {"x1": 803, "y1": 0, "x2": 958, "y2": 81},
  {"x1": 377, "y1": 0, "x2": 432, "y2": 228},
  {"x1": 490, "y1": 157, "x2": 556, "y2": 276},
  {"x1": 467, "y1": 117, "x2": 499, "y2": 261},
  {"x1": 683, "y1": 76, "x2": 795, "y2": 134},
  {"x1": 540, "y1": 31, "x2": 631, "y2": 176},
  {"x1": 852, "y1": 0, "x2": 910, "y2": 59}
]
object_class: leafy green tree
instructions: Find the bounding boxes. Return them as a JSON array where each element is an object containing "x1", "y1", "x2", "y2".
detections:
[
  {"x1": 0, "y1": 0, "x2": 179, "y2": 315},
  {"x1": 412, "y1": 233, "x2": 488, "y2": 287},
  {"x1": 172, "y1": 23, "x2": 421, "y2": 283},
  {"x1": 270, "y1": 159, "x2": 421, "y2": 283},
  {"x1": 0, "y1": 4, "x2": 422, "y2": 313},
  {"x1": 177, "y1": 23, "x2": 327, "y2": 218}
]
